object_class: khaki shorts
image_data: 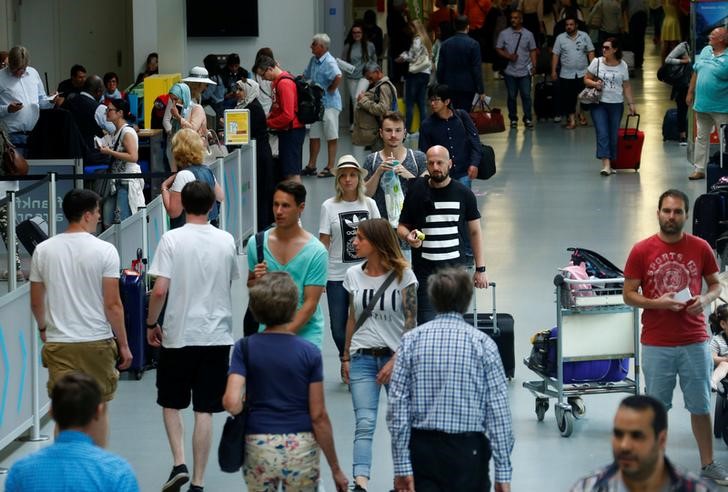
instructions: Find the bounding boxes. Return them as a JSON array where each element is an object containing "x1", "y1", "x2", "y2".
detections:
[
  {"x1": 42, "y1": 338, "x2": 119, "y2": 401},
  {"x1": 309, "y1": 108, "x2": 340, "y2": 141}
]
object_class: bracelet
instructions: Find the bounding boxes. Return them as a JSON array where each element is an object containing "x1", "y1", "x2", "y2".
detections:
[
  {"x1": 341, "y1": 359, "x2": 350, "y2": 362},
  {"x1": 161, "y1": 188, "x2": 168, "y2": 193}
]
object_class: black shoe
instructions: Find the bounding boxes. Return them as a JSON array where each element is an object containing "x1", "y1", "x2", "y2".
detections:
[
  {"x1": 188, "y1": 486, "x2": 204, "y2": 492},
  {"x1": 162, "y1": 464, "x2": 189, "y2": 492}
]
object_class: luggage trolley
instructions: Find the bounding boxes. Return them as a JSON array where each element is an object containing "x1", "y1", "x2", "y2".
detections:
[{"x1": 522, "y1": 275, "x2": 640, "y2": 437}]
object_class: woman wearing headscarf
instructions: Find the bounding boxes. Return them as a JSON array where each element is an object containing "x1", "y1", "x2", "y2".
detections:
[
  {"x1": 235, "y1": 78, "x2": 275, "y2": 229},
  {"x1": 162, "y1": 82, "x2": 207, "y2": 171}
]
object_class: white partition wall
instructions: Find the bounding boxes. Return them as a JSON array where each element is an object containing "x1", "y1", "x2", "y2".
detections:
[
  {"x1": 146, "y1": 197, "x2": 167, "y2": 266},
  {"x1": 237, "y1": 145, "x2": 257, "y2": 248}
]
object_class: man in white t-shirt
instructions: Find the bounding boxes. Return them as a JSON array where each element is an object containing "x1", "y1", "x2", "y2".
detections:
[
  {"x1": 146, "y1": 180, "x2": 239, "y2": 492},
  {"x1": 30, "y1": 189, "x2": 132, "y2": 402}
]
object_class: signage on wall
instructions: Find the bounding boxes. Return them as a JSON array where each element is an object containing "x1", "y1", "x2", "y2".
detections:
[{"x1": 224, "y1": 110, "x2": 250, "y2": 146}]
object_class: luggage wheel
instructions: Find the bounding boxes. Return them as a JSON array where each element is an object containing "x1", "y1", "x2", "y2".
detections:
[
  {"x1": 555, "y1": 405, "x2": 574, "y2": 437},
  {"x1": 568, "y1": 396, "x2": 586, "y2": 419},
  {"x1": 134, "y1": 369, "x2": 144, "y2": 381},
  {"x1": 535, "y1": 398, "x2": 549, "y2": 422}
]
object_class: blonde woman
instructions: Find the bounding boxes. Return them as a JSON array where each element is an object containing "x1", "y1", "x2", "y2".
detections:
[
  {"x1": 319, "y1": 155, "x2": 380, "y2": 363},
  {"x1": 161, "y1": 128, "x2": 224, "y2": 228}
]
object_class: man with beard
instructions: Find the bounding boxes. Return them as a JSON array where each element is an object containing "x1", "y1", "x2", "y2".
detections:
[
  {"x1": 623, "y1": 189, "x2": 728, "y2": 485},
  {"x1": 397, "y1": 145, "x2": 487, "y2": 323},
  {"x1": 570, "y1": 395, "x2": 713, "y2": 491},
  {"x1": 551, "y1": 17, "x2": 595, "y2": 128}
]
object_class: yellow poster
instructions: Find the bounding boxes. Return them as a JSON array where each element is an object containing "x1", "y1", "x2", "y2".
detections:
[{"x1": 224, "y1": 109, "x2": 250, "y2": 146}]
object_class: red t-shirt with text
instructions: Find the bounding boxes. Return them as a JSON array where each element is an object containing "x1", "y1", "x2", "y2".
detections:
[{"x1": 624, "y1": 234, "x2": 717, "y2": 346}]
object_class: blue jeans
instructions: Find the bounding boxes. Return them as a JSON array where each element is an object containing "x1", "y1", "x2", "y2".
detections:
[
  {"x1": 642, "y1": 342, "x2": 712, "y2": 414},
  {"x1": 405, "y1": 72, "x2": 429, "y2": 133},
  {"x1": 103, "y1": 183, "x2": 132, "y2": 226},
  {"x1": 326, "y1": 280, "x2": 349, "y2": 357},
  {"x1": 590, "y1": 102, "x2": 624, "y2": 161},
  {"x1": 349, "y1": 351, "x2": 392, "y2": 478},
  {"x1": 503, "y1": 74, "x2": 532, "y2": 122}
]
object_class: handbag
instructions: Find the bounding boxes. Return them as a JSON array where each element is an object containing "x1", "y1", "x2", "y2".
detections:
[
  {"x1": 657, "y1": 62, "x2": 691, "y2": 87},
  {"x1": 0, "y1": 130, "x2": 29, "y2": 176},
  {"x1": 469, "y1": 100, "x2": 506, "y2": 134},
  {"x1": 477, "y1": 144, "x2": 497, "y2": 180},
  {"x1": 218, "y1": 337, "x2": 250, "y2": 473},
  {"x1": 578, "y1": 58, "x2": 602, "y2": 105},
  {"x1": 204, "y1": 130, "x2": 229, "y2": 164},
  {"x1": 407, "y1": 50, "x2": 432, "y2": 74},
  {"x1": 354, "y1": 270, "x2": 396, "y2": 331}
]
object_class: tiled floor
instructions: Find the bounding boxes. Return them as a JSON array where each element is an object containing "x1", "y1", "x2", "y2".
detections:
[{"x1": 2, "y1": 41, "x2": 726, "y2": 491}]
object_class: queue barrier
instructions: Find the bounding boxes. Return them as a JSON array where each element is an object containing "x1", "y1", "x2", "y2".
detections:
[{"x1": 0, "y1": 146, "x2": 256, "y2": 468}]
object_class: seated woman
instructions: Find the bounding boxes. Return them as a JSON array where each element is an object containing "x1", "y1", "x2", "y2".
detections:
[
  {"x1": 160, "y1": 128, "x2": 224, "y2": 228},
  {"x1": 99, "y1": 98, "x2": 144, "y2": 227},
  {"x1": 223, "y1": 272, "x2": 349, "y2": 492}
]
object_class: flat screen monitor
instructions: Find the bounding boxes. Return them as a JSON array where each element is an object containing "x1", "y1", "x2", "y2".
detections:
[{"x1": 186, "y1": 1, "x2": 259, "y2": 37}]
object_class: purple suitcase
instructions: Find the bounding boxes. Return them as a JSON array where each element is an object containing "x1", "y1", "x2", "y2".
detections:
[{"x1": 548, "y1": 327, "x2": 628, "y2": 383}]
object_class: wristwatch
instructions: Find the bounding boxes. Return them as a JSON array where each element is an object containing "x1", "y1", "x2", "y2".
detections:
[
  {"x1": 146, "y1": 322, "x2": 157, "y2": 329},
  {"x1": 475, "y1": 266, "x2": 486, "y2": 273}
]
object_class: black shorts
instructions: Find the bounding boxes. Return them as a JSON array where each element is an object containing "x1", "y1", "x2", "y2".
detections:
[
  {"x1": 156, "y1": 345, "x2": 231, "y2": 413},
  {"x1": 278, "y1": 127, "x2": 306, "y2": 177}
]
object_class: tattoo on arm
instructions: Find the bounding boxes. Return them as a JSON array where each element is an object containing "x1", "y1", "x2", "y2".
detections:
[{"x1": 402, "y1": 284, "x2": 417, "y2": 331}]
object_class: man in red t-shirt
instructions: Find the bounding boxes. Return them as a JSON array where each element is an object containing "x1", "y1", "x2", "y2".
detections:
[
  {"x1": 255, "y1": 55, "x2": 305, "y2": 183},
  {"x1": 623, "y1": 188, "x2": 728, "y2": 485}
]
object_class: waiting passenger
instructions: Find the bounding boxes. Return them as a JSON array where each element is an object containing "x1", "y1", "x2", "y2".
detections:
[
  {"x1": 222, "y1": 53, "x2": 248, "y2": 109},
  {"x1": 223, "y1": 271, "x2": 349, "y2": 492},
  {"x1": 387, "y1": 267, "x2": 513, "y2": 492},
  {"x1": 342, "y1": 218, "x2": 417, "y2": 491},
  {"x1": 103, "y1": 71, "x2": 123, "y2": 101},
  {"x1": 162, "y1": 82, "x2": 206, "y2": 171},
  {"x1": 30, "y1": 188, "x2": 133, "y2": 401},
  {"x1": 5, "y1": 373, "x2": 140, "y2": 492},
  {"x1": 99, "y1": 98, "x2": 144, "y2": 226},
  {"x1": 161, "y1": 128, "x2": 224, "y2": 229},
  {"x1": 56, "y1": 63, "x2": 87, "y2": 104},
  {"x1": 63, "y1": 74, "x2": 114, "y2": 165},
  {"x1": 135, "y1": 52, "x2": 158, "y2": 85},
  {"x1": 570, "y1": 395, "x2": 713, "y2": 491}
]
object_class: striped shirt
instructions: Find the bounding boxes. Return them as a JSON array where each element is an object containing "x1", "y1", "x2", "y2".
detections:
[
  {"x1": 399, "y1": 177, "x2": 480, "y2": 275},
  {"x1": 387, "y1": 312, "x2": 514, "y2": 482}
]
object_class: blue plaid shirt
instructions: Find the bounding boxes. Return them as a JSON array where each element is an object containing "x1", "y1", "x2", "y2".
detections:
[{"x1": 387, "y1": 312, "x2": 514, "y2": 482}]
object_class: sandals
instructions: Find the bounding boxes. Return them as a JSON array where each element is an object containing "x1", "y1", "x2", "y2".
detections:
[
  {"x1": 317, "y1": 168, "x2": 334, "y2": 178},
  {"x1": 578, "y1": 115, "x2": 588, "y2": 126},
  {"x1": 565, "y1": 120, "x2": 577, "y2": 130},
  {"x1": 301, "y1": 166, "x2": 317, "y2": 176}
]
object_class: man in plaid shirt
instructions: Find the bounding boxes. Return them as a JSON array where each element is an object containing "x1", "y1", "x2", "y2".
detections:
[{"x1": 387, "y1": 267, "x2": 514, "y2": 491}]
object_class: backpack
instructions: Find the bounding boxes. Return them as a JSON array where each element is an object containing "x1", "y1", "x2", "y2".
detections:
[
  {"x1": 374, "y1": 81, "x2": 398, "y2": 112},
  {"x1": 281, "y1": 75, "x2": 324, "y2": 124}
]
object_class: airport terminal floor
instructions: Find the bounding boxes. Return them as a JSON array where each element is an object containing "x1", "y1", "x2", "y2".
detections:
[{"x1": 1, "y1": 44, "x2": 726, "y2": 491}]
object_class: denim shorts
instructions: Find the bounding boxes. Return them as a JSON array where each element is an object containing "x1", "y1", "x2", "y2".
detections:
[{"x1": 641, "y1": 342, "x2": 711, "y2": 414}]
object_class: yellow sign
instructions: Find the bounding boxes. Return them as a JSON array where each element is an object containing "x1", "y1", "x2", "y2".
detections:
[{"x1": 224, "y1": 109, "x2": 250, "y2": 146}]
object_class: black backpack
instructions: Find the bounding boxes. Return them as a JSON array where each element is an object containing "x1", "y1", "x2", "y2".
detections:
[{"x1": 282, "y1": 75, "x2": 324, "y2": 124}]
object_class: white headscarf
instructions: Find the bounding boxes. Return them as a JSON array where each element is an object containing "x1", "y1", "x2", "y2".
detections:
[{"x1": 235, "y1": 78, "x2": 260, "y2": 108}]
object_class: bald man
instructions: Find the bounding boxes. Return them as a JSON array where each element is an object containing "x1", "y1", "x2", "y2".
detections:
[
  {"x1": 397, "y1": 145, "x2": 488, "y2": 323},
  {"x1": 687, "y1": 27, "x2": 728, "y2": 181}
]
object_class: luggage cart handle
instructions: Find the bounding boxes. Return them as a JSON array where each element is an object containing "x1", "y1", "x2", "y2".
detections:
[
  {"x1": 555, "y1": 276, "x2": 625, "y2": 286},
  {"x1": 473, "y1": 281, "x2": 498, "y2": 336}
]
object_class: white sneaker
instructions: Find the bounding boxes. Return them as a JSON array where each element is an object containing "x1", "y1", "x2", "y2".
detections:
[{"x1": 701, "y1": 462, "x2": 728, "y2": 485}]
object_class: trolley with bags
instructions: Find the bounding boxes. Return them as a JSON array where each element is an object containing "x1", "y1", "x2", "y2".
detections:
[{"x1": 523, "y1": 248, "x2": 640, "y2": 437}]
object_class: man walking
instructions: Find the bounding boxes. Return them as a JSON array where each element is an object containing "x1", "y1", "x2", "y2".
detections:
[
  {"x1": 551, "y1": 16, "x2": 595, "y2": 129},
  {"x1": 247, "y1": 180, "x2": 328, "y2": 348},
  {"x1": 571, "y1": 395, "x2": 713, "y2": 491},
  {"x1": 496, "y1": 10, "x2": 538, "y2": 129},
  {"x1": 5, "y1": 373, "x2": 140, "y2": 492},
  {"x1": 686, "y1": 27, "x2": 728, "y2": 181},
  {"x1": 30, "y1": 189, "x2": 132, "y2": 401},
  {"x1": 146, "y1": 181, "x2": 239, "y2": 492},
  {"x1": 623, "y1": 189, "x2": 728, "y2": 485},
  {"x1": 397, "y1": 145, "x2": 487, "y2": 323},
  {"x1": 436, "y1": 15, "x2": 486, "y2": 111},
  {"x1": 352, "y1": 62, "x2": 397, "y2": 157},
  {"x1": 388, "y1": 267, "x2": 513, "y2": 492},
  {"x1": 301, "y1": 33, "x2": 343, "y2": 178}
]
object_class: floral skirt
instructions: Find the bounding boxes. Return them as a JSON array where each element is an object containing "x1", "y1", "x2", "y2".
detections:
[{"x1": 243, "y1": 432, "x2": 320, "y2": 492}]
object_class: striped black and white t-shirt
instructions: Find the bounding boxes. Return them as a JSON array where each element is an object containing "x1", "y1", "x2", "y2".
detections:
[{"x1": 399, "y1": 177, "x2": 480, "y2": 276}]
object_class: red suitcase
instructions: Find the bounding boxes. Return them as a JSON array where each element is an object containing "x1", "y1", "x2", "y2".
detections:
[{"x1": 613, "y1": 114, "x2": 644, "y2": 171}]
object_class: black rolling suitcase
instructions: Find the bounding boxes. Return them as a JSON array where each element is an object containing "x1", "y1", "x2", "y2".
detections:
[
  {"x1": 16, "y1": 216, "x2": 48, "y2": 255},
  {"x1": 706, "y1": 124, "x2": 728, "y2": 192},
  {"x1": 463, "y1": 282, "x2": 515, "y2": 379},
  {"x1": 534, "y1": 78, "x2": 555, "y2": 121}
]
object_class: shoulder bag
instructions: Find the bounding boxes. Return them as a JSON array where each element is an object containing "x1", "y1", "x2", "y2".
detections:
[
  {"x1": 578, "y1": 58, "x2": 602, "y2": 105},
  {"x1": 354, "y1": 269, "x2": 397, "y2": 332},
  {"x1": 218, "y1": 337, "x2": 250, "y2": 473},
  {"x1": 91, "y1": 125, "x2": 131, "y2": 200},
  {"x1": 453, "y1": 110, "x2": 497, "y2": 180},
  {"x1": 0, "y1": 130, "x2": 29, "y2": 176}
]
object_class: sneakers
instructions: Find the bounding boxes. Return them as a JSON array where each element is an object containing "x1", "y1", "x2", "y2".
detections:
[
  {"x1": 553, "y1": 116, "x2": 562, "y2": 123},
  {"x1": 679, "y1": 137, "x2": 688, "y2": 146},
  {"x1": 162, "y1": 464, "x2": 190, "y2": 492},
  {"x1": 510, "y1": 121, "x2": 518, "y2": 129},
  {"x1": 525, "y1": 119, "x2": 534, "y2": 129},
  {"x1": 188, "y1": 486, "x2": 203, "y2": 492},
  {"x1": 701, "y1": 461, "x2": 728, "y2": 485}
]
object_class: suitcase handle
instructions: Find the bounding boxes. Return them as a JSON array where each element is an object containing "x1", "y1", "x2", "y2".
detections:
[
  {"x1": 622, "y1": 113, "x2": 640, "y2": 138},
  {"x1": 472, "y1": 282, "x2": 498, "y2": 336}
]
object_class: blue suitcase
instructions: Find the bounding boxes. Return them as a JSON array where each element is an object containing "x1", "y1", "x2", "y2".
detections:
[
  {"x1": 662, "y1": 108, "x2": 680, "y2": 141},
  {"x1": 119, "y1": 269, "x2": 147, "y2": 380}
]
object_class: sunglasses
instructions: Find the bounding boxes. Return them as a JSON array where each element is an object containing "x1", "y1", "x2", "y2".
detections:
[{"x1": 602, "y1": 45, "x2": 612, "y2": 50}]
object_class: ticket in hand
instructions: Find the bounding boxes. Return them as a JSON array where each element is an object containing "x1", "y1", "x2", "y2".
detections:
[{"x1": 673, "y1": 287, "x2": 692, "y2": 303}]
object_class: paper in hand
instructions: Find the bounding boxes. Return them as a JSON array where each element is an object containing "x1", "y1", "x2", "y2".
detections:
[{"x1": 673, "y1": 287, "x2": 692, "y2": 303}]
